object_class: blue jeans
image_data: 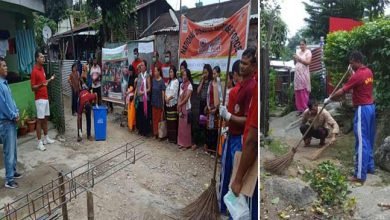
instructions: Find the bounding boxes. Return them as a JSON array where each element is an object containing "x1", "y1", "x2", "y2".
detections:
[{"x1": 0, "y1": 121, "x2": 17, "y2": 183}]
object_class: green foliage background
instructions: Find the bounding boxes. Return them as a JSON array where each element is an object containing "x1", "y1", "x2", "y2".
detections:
[{"x1": 324, "y1": 18, "x2": 390, "y2": 110}]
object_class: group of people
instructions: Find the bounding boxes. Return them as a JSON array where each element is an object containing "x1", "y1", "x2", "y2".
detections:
[
  {"x1": 0, "y1": 51, "x2": 57, "y2": 189},
  {"x1": 125, "y1": 47, "x2": 259, "y2": 218},
  {"x1": 0, "y1": 47, "x2": 260, "y2": 220}
]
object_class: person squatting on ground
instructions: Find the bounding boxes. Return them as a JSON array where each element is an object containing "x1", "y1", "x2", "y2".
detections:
[
  {"x1": 218, "y1": 48, "x2": 257, "y2": 215},
  {"x1": 31, "y1": 51, "x2": 56, "y2": 151},
  {"x1": 231, "y1": 67, "x2": 259, "y2": 219},
  {"x1": 294, "y1": 39, "x2": 312, "y2": 115},
  {"x1": 136, "y1": 60, "x2": 152, "y2": 137},
  {"x1": 300, "y1": 99, "x2": 339, "y2": 147},
  {"x1": 324, "y1": 51, "x2": 375, "y2": 184},
  {"x1": 164, "y1": 65, "x2": 180, "y2": 144},
  {"x1": 204, "y1": 65, "x2": 222, "y2": 153},
  {"x1": 0, "y1": 57, "x2": 23, "y2": 189},
  {"x1": 151, "y1": 66, "x2": 166, "y2": 139},
  {"x1": 77, "y1": 85, "x2": 98, "y2": 142},
  {"x1": 68, "y1": 63, "x2": 81, "y2": 116},
  {"x1": 177, "y1": 69, "x2": 193, "y2": 149}
]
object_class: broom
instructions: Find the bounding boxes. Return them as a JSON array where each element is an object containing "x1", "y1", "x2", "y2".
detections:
[
  {"x1": 180, "y1": 41, "x2": 233, "y2": 220},
  {"x1": 264, "y1": 65, "x2": 352, "y2": 174}
]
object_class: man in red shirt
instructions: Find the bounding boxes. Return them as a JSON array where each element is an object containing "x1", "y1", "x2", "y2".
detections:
[
  {"x1": 161, "y1": 51, "x2": 172, "y2": 83},
  {"x1": 231, "y1": 72, "x2": 258, "y2": 219},
  {"x1": 77, "y1": 84, "x2": 98, "y2": 142},
  {"x1": 325, "y1": 51, "x2": 375, "y2": 183},
  {"x1": 218, "y1": 48, "x2": 257, "y2": 215},
  {"x1": 132, "y1": 48, "x2": 143, "y2": 75},
  {"x1": 31, "y1": 51, "x2": 56, "y2": 151},
  {"x1": 151, "y1": 51, "x2": 162, "y2": 77}
]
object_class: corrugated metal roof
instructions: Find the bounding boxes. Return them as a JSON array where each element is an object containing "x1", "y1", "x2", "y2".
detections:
[{"x1": 140, "y1": 0, "x2": 257, "y2": 38}]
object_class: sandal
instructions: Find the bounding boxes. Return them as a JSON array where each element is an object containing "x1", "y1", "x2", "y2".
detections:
[{"x1": 348, "y1": 176, "x2": 365, "y2": 184}]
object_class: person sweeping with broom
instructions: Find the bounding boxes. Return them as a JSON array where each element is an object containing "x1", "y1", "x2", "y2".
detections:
[
  {"x1": 218, "y1": 48, "x2": 257, "y2": 216},
  {"x1": 324, "y1": 51, "x2": 375, "y2": 184}
]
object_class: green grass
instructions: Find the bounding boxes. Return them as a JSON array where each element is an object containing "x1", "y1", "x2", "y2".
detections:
[
  {"x1": 9, "y1": 80, "x2": 36, "y2": 116},
  {"x1": 266, "y1": 139, "x2": 289, "y2": 156}
]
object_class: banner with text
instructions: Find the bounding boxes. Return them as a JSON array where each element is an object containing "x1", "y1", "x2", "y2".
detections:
[
  {"x1": 102, "y1": 44, "x2": 129, "y2": 103},
  {"x1": 179, "y1": 2, "x2": 250, "y2": 83}
]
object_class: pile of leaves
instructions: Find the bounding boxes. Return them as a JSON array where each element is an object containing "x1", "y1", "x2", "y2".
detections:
[
  {"x1": 304, "y1": 161, "x2": 348, "y2": 206},
  {"x1": 324, "y1": 18, "x2": 390, "y2": 110}
]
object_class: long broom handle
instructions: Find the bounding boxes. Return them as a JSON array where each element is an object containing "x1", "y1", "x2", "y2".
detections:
[
  {"x1": 212, "y1": 41, "x2": 233, "y2": 180},
  {"x1": 292, "y1": 65, "x2": 352, "y2": 152}
]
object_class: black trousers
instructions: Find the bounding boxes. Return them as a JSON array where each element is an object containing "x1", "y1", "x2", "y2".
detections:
[
  {"x1": 92, "y1": 86, "x2": 102, "y2": 105},
  {"x1": 71, "y1": 90, "x2": 79, "y2": 115},
  {"x1": 136, "y1": 101, "x2": 151, "y2": 136},
  {"x1": 206, "y1": 128, "x2": 218, "y2": 151},
  {"x1": 300, "y1": 124, "x2": 329, "y2": 140},
  {"x1": 78, "y1": 103, "x2": 92, "y2": 138}
]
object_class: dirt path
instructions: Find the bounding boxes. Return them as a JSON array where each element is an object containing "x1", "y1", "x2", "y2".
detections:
[
  {"x1": 1, "y1": 96, "x2": 219, "y2": 219},
  {"x1": 261, "y1": 111, "x2": 390, "y2": 219}
]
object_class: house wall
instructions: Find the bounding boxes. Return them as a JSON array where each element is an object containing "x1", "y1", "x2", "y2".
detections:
[
  {"x1": 0, "y1": 9, "x2": 34, "y2": 73},
  {"x1": 248, "y1": 22, "x2": 258, "y2": 49},
  {"x1": 155, "y1": 32, "x2": 179, "y2": 67}
]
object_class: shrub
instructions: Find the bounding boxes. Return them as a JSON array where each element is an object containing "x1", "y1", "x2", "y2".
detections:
[
  {"x1": 305, "y1": 161, "x2": 348, "y2": 206},
  {"x1": 324, "y1": 18, "x2": 390, "y2": 110}
]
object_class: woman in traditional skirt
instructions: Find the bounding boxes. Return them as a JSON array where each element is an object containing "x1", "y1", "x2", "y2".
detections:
[
  {"x1": 136, "y1": 61, "x2": 152, "y2": 136},
  {"x1": 165, "y1": 65, "x2": 179, "y2": 143},
  {"x1": 177, "y1": 69, "x2": 193, "y2": 149},
  {"x1": 126, "y1": 65, "x2": 137, "y2": 131},
  {"x1": 204, "y1": 66, "x2": 223, "y2": 153}
]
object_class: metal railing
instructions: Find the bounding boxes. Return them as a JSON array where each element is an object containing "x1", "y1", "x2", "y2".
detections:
[{"x1": 1, "y1": 138, "x2": 147, "y2": 220}]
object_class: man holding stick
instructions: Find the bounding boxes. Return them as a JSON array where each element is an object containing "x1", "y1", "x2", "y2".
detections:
[
  {"x1": 300, "y1": 99, "x2": 339, "y2": 147},
  {"x1": 231, "y1": 67, "x2": 259, "y2": 219},
  {"x1": 324, "y1": 51, "x2": 375, "y2": 183},
  {"x1": 31, "y1": 51, "x2": 56, "y2": 151},
  {"x1": 218, "y1": 48, "x2": 257, "y2": 215}
]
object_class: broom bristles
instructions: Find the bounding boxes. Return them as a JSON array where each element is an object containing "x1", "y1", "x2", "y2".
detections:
[
  {"x1": 180, "y1": 179, "x2": 219, "y2": 220},
  {"x1": 264, "y1": 149, "x2": 295, "y2": 174}
]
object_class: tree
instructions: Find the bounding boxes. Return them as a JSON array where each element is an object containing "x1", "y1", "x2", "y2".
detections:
[
  {"x1": 87, "y1": 0, "x2": 137, "y2": 43},
  {"x1": 44, "y1": 0, "x2": 70, "y2": 23},
  {"x1": 260, "y1": 0, "x2": 288, "y2": 135},
  {"x1": 260, "y1": 6, "x2": 288, "y2": 59},
  {"x1": 303, "y1": 0, "x2": 389, "y2": 41},
  {"x1": 33, "y1": 14, "x2": 57, "y2": 51}
]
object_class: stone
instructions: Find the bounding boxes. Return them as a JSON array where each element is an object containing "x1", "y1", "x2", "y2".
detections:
[
  {"x1": 351, "y1": 185, "x2": 390, "y2": 220},
  {"x1": 264, "y1": 177, "x2": 317, "y2": 208},
  {"x1": 374, "y1": 136, "x2": 390, "y2": 172}
]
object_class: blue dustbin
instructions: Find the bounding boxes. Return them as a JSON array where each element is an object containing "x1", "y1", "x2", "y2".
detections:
[{"x1": 93, "y1": 105, "x2": 108, "y2": 141}]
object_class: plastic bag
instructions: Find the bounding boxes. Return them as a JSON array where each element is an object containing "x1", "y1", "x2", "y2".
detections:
[{"x1": 223, "y1": 190, "x2": 250, "y2": 220}]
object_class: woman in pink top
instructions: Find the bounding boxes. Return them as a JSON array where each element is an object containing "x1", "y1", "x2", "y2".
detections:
[{"x1": 294, "y1": 39, "x2": 312, "y2": 116}]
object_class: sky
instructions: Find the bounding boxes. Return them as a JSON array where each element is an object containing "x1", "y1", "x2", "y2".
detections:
[
  {"x1": 279, "y1": 0, "x2": 390, "y2": 39},
  {"x1": 166, "y1": 0, "x2": 230, "y2": 10}
]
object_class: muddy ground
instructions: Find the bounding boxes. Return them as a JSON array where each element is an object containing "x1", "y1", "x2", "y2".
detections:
[{"x1": 0, "y1": 96, "x2": 221, "y2": 219}]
